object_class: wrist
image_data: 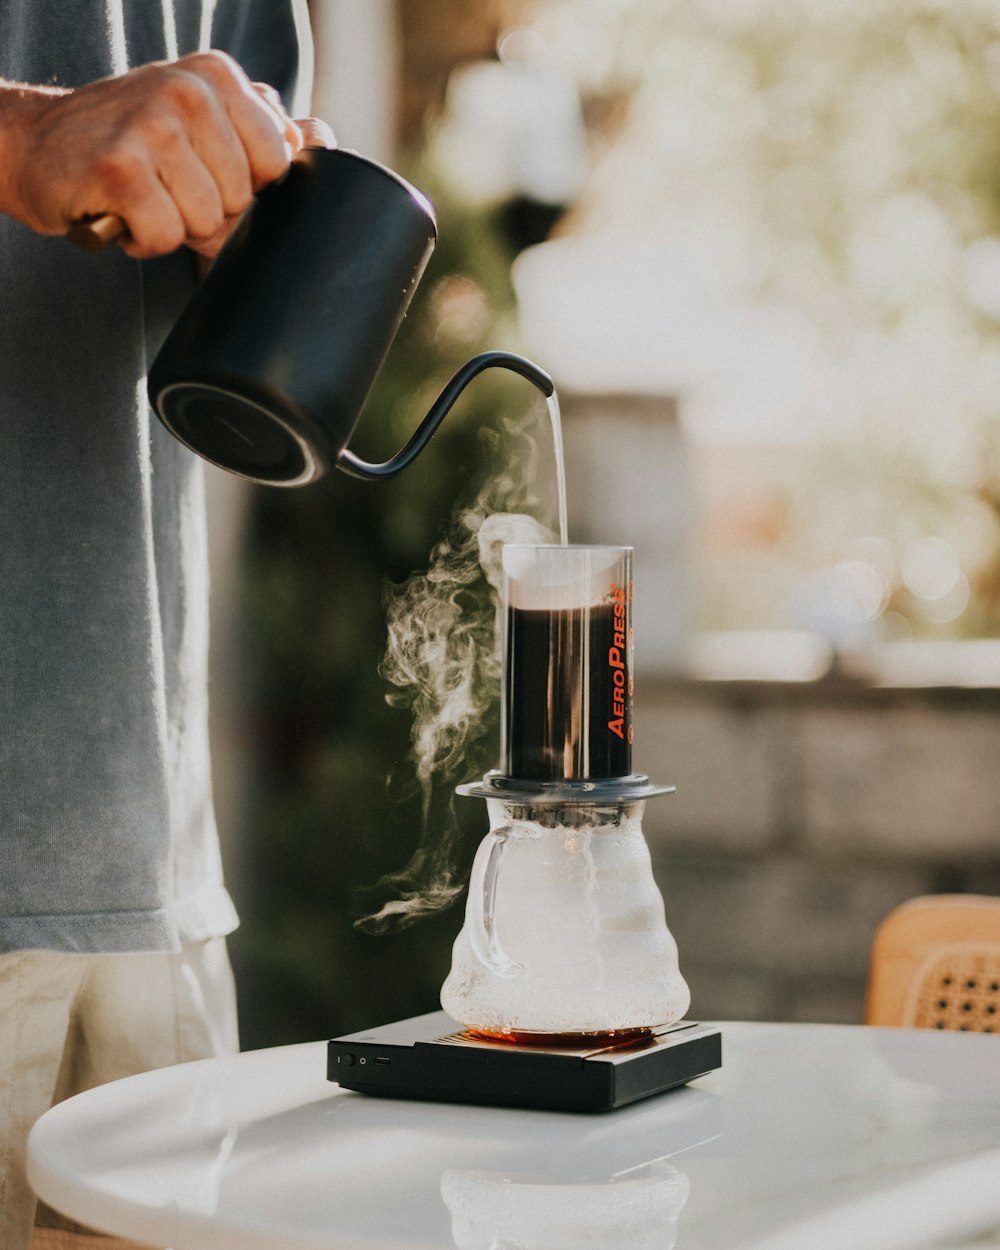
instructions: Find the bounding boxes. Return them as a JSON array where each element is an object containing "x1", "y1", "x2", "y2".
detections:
[{"x1": 0, "y1": 82, "x2": 68, "y2": 226}]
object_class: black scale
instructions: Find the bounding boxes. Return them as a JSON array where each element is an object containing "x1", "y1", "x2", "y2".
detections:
[{"x1": 328, "y1": 1011, "x2": 722, "y2": 1113}]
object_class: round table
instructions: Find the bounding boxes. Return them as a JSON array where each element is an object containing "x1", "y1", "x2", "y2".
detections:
[{"x1": 27, "y1": 1020, "x2": 1000, "y2": 1250}]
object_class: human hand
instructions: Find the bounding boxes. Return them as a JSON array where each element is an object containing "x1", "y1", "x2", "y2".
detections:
[{"x1": 0, "y1": 51, "x2": 325, "y2": 259}]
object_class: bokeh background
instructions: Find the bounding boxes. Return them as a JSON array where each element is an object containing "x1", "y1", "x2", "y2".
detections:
[{"x1": 207, "y1": 0, "x2": 1000, "y2": 1049}]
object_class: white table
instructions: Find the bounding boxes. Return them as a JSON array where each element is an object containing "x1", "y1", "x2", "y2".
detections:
[{"x1": 27, "y1": 1020, "x2": 1000, "y2": 1250}]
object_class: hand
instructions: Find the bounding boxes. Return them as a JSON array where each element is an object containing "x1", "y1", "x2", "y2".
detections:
[{"x1": 0, "y1": 51, "x2": 325, "y2": 259}]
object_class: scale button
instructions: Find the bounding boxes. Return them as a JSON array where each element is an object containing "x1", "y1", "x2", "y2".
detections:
[{"x1": 338, "y1": 1053, "x2": 355, "y2": 1066}]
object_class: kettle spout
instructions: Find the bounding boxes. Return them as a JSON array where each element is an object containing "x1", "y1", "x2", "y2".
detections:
[{"x1": 335, "y1": 351, "x2": 555, "y2": 481}]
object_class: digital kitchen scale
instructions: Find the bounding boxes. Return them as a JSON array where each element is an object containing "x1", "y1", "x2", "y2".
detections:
[{"x1": 328, "y1": 1011, "x2": 722, "y2": 1113}]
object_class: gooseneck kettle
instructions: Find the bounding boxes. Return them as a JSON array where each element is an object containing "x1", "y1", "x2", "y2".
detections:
[{"x1": 75, "y1": 148, "x2": 554, "y2": 487}]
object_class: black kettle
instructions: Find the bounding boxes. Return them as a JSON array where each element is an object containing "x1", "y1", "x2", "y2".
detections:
[{"x1": 135, "y1": 147, "x2": 552, "y2": 487}]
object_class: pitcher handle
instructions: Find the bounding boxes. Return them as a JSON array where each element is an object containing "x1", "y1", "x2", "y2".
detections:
[{"x1": 466, "y1": 826, "x2": 523, "y2": 978}]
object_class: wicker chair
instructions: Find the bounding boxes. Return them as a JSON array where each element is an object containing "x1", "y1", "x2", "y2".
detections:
[{"x1": 865, "y1": 895, "x2": 1000, "y2": 1032}]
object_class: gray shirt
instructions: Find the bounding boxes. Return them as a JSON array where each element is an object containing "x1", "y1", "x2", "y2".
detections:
[{"x1": 0, "y1": 0, "x2": 308, "y2": 952}]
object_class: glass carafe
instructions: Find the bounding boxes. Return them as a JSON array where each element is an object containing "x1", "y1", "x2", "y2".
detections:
[
  {"x1": 442, "y1": 544, "x2": 689, "y2": 1044},
  {"x1": 440, "y1": 797, "x2": 689, "y2": 1043}
]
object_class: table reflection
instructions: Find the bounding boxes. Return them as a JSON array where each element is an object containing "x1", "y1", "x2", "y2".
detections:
[{"x1": 442, "y1": 1158, "x2": 689, "y2": 1250}]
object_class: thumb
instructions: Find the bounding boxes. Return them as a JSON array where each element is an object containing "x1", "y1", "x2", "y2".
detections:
[{"x1": 296, "y1": 116, "x2": 336, "y2": 149}]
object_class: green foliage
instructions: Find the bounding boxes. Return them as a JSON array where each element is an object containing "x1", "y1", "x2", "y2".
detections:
[{"x1": 230, "y1": 181, "x2": 543, "y2": 1047}]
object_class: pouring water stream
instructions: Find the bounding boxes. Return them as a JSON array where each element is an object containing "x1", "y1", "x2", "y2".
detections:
[{"x1": 546, "y1": 390, "x2": 569, "y2": 547}]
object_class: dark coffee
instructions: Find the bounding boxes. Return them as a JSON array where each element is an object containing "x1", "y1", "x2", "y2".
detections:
[
  {"x1": 502, "y1": 591, "x2": 633, "y2": 781},
  {"x1": 468, "y1": 1025, "x2": 652, "y2": 1046}
]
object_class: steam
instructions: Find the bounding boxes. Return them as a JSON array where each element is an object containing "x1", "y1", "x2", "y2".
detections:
[{"x1": 354, "y1": 467, "x2": 553, "y2": 934}]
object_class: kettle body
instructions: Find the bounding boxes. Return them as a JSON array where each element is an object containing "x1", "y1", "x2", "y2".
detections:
[{"x1": 148, "y1": 147, "x2": 438, "y2": 486}]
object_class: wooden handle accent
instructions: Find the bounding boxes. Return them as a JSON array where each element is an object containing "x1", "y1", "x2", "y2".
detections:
[{"x1": 66, "y1": 214, "x2": 127, "y2": 252}]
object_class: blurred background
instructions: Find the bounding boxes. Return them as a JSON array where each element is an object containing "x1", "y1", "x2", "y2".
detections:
[{"x1": 208, "y1": 0, "x2": 1000, "y2": 1049}]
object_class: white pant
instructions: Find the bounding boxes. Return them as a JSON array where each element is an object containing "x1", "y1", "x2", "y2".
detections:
[{"x1": 0, "y1": 940, "x2": 238, "y2": 1250}]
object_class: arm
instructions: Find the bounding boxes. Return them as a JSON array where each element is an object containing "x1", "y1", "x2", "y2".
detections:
[{"x1": 0, "y1": 51, "x2": 305, "y2": 259}]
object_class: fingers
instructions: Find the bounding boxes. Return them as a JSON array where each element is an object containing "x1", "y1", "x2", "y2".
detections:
[
  {"x1": 252, "y1": 81, "x2": 304, "y2": 154},
  {"x1": 187, "y1": 51, "x2": 296, "y2": 192},
  {"x1": 9, "y1": 49, "x2": 334, "y2": 259},
  {"x1": 145, "y1": 52, "x2": 303, "y2": 254},
  {"x1": 295, "y1": 116, "x2": 337, "y2": 150},
  {"x1": 160, "y1": 67, "x2": 256, "y2": 219},
  {"x1": 174, "y1": 211, "x2": 242, "y2": 260},
  {"x1": 146, "y1": 137, "x2": 227, "y2": 250},
  {"x1": 179, "y1": 111, "x2": 335, "y2": 259},
  {"x1": 101, "y1": 156, "x2": 187, "y2": 257}
]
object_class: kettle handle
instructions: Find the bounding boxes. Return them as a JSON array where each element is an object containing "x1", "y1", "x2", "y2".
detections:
[
  {"x1": 66, "y1": 213, "x2": 127, "y2": 252},
  {"x1": 336, "y1": 351, "x2": 554, "y2": 481},
  {"x1": 466, "y1": 825, "x2": 523, "y2": 978}
]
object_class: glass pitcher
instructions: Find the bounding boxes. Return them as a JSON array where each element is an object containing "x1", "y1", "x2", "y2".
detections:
[{"x1": 440, "y1": 796, "x2": 689, "y2": 1043}]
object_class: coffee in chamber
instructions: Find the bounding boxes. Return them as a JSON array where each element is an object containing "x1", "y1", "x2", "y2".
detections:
[{"x1": 503, "y1": 589, "x2": 632, "y2": 781}]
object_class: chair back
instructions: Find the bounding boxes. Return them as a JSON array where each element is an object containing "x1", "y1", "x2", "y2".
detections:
[{"x1": 865, "y1": 894, "x2": 1000, "y2": 1031}]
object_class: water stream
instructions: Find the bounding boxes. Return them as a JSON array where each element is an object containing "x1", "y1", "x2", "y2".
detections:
[{"x1": 546, "y1": 390, "x2": 569, "y2": 546}]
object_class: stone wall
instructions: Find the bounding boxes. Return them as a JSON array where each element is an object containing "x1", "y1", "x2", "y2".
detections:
[{"x1": 636, "y1": 675, "x2": 1000, "y2": 1024}]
